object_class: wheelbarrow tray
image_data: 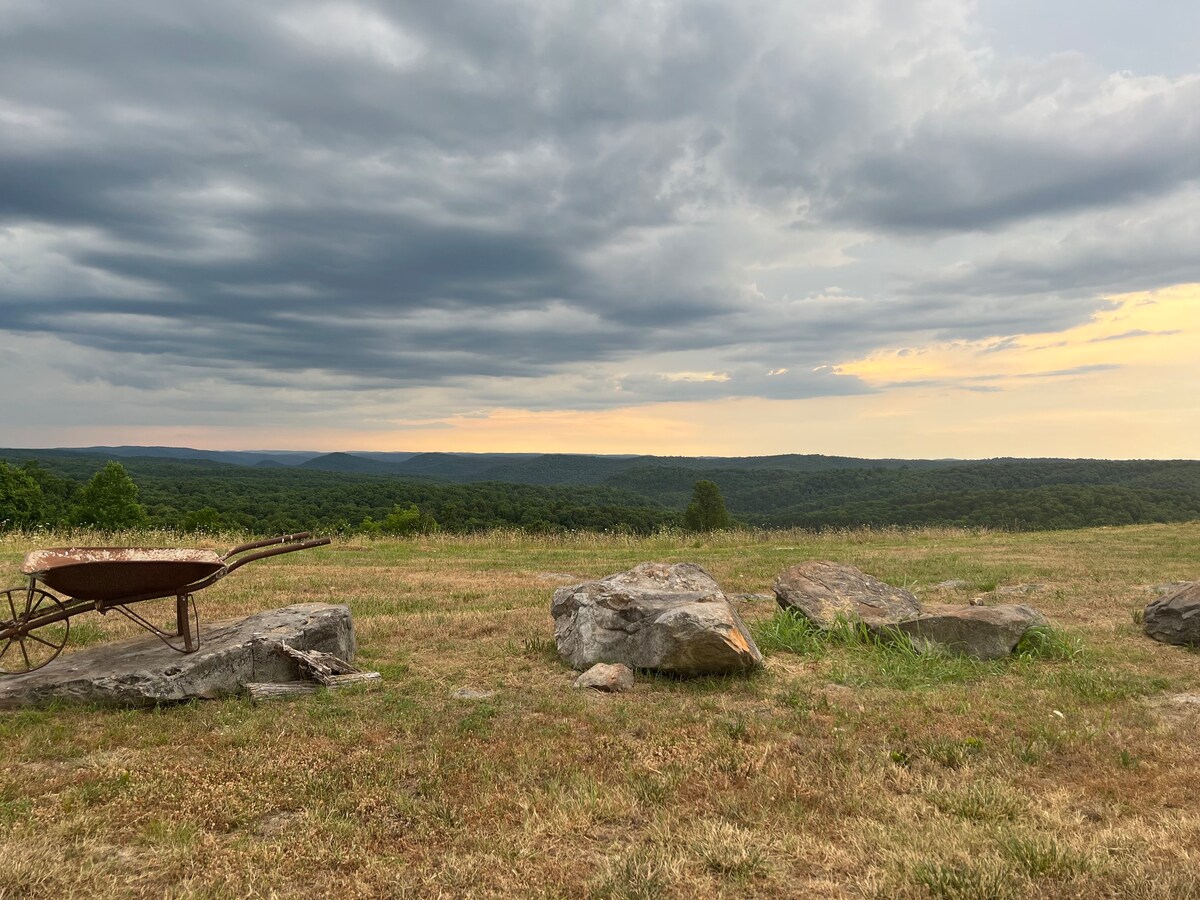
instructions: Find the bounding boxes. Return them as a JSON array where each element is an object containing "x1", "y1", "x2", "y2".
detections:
[{"x1": 22, "y1": 548, "x2": 225, "y2": 603}]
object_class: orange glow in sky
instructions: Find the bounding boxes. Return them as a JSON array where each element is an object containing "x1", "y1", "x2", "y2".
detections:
[{"x1": 76, "y1": 283, "x2": 1199, "y2": 460}]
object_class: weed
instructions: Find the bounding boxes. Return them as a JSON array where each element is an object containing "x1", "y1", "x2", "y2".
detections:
[
  {"x1": 912, "y1": 859, "x2": 1019, "y2": 900},
  {"x1": 1013, "y1": 625, "x2": 1084, "y2": 661},
  {"x1": 695, "y1": 821, "x2": 768, "y2": 879},
  {"x1": 717, "y1": 713, "x2": 752, "y2": 743},
  {"x1": 511, "y1": 634, "x2": 558, "y2": 660},
  {"x1": 456, "y1": 703, "x2": 497, "y2": 737},
  {"x1": 1053, "y1": 668, "x2": 1170, "y2": 702},
  {"x1": 927, "y1": 782, "x2": 1026, "y2": 822},
  {"x1": 65, "y1": 621, "x2": 108, "y2": 647},
  {"x1": 141, "y1": 819, "x2": 201, "y2": 849},
  {"x1": 922, "y1": 736, "x2": 985, "y2": 769},
  {"x1": 752, "y1": 610, "x2": 827, "y2": 655},
  {"x1": 778, "y1": 686, "x2": 829, "y2": 717},
  {"x1": 999, "y1": 834, "x2": 1092, "y2": 879},
  {"x1": 61, "y1": 772, "x2": 132, "y2": 812},
  {"x1": 630, "y1": 772, "x2": 679, "y2": 807},
  {"x1": 589, "y1": 848, "x2": 686, "y2": 900}
]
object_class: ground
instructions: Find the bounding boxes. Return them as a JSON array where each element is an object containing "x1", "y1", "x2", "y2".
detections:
[{"x1": 1, "y1": 524, "x2": 1198, "y2": 899}]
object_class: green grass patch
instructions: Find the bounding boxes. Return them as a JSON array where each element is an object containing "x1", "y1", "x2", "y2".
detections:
[{"x1": 1013, "y1": 625, "x2": 1084, "y2": 660}]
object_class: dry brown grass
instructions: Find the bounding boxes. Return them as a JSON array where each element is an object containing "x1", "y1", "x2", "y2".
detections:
[{"x1": 0, "y1": 524, "x2": 1198, "y2": 898}]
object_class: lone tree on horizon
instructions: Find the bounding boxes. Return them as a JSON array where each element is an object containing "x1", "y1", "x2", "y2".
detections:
[
  {"x1": 73, "y1": 461, "x2": 149, "y2": 530},
  {"x1": 684, "y1": 479, "x2": 732, "y2": 532}
]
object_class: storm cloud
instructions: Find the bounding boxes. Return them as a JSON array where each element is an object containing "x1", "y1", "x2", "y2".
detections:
[{"x1": 1, "y1": 0, "x2": 1198, "y2": 431}]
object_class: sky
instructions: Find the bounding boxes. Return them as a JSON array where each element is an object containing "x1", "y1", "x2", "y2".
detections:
[{"x1": 1, "y1": 0, "x2": 1198, "y2": 458}]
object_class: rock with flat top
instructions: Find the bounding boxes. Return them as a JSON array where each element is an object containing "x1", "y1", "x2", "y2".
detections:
[
  {"x1": 894, "y1": 604, "x2": 1046, "y2": 660},
  {"x1": 774, "y1": 561, "x2": 921, "y2": 629},
  {"x1": 551, "y1": 563, "x2": 762, "y2": 676},
  {"x1": 574, "y1": 663, "x2": 634, "y2": 693},
  {"x1": 1144, "y1": 582, "x2": 1200, "y2": 647},
  {"x1": 0, "y1": 603, "x2": 354, "y2": 709}
]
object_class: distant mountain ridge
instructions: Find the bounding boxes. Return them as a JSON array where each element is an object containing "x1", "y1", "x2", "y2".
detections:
[{"x1": 4, "y1": 446, "x2": 1198, "y2": 532}]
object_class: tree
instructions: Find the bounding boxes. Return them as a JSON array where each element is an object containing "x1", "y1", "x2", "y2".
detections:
[
  {"x1": 0, "y1": 461, "x2": 46, "y2": 529},
  {"x1": 73, "y1": 461, "x2": 149, "y2": 529},
  {"x1": 683, "y1": 479, "x2": 732, "y2": 532},
  {"x1": 380, "y1": 503, "x2": 438, "y2": 535},
  {"x1": 181, "y1": 507, "x2": 222, "y2": 533}
]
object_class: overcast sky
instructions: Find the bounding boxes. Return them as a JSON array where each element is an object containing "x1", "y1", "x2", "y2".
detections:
[{"x1": 1, "y1": 0, "x2": 1197, "y2": 457}]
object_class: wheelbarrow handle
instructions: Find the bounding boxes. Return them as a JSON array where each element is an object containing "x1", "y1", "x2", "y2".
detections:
[
  {"x1": 221, "y1": 537, "x2": 332, "y2": 575},
  {"x1": 222, "y1": 532, "x2": 313, "y2": 560}
]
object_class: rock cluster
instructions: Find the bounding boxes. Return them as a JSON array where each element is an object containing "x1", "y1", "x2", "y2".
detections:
[
  {"x1": 1143, "y1": 582, "x2": 1200, "y2": 647},
  {"x1": 550, "y1": 560, "x2": 1051, "y2": 681},
  {"x1": 773, "y1": 561, "x2": 1046, "y2": 660}
]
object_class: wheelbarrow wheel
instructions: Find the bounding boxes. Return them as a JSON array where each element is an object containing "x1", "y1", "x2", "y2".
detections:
[{"x1": 0, "y1": 587, "x2": 70, "y2": 674}]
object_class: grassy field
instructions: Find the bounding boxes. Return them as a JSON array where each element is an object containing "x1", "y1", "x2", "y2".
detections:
[{"x1": 1, "y1": 524, "x2": 1198, "y2": 899}]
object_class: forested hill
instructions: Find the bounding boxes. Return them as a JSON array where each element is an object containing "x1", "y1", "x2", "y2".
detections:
[
  {"x1": 301, "y1": 450, "x2": 959, "y2": 484},
  {"x1": 2, "y1": 447, "x2": 1198, "y2": 533},
  {"x1": 604, "y1": 459, "x2": 1200, "y2": 529},
  {"x1": 0, "y1": 452, "x2": 671, "y2": 534}
]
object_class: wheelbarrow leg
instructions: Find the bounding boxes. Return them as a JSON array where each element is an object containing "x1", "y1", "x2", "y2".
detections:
[{"x1": 176, "y1": 594, "x2": 194, "y2": 652}]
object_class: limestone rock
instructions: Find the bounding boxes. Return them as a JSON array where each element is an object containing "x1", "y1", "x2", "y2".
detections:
[
  {"x1": 0, "y1": 603, "x2": 354, "y2": 709},
  {"x1": 894, "y1": 604, "x2": 1047, "y2": 660},
  {"x1": 774, "y1": 561, "x2": 921, "y2": 629},
  {"x1": 551, "y1": 562, "x2": 762, "y2": 676},
  {"x1": 574, "y1": 662, "x2": 634, "y2": 693},
  {"x1": 1144, "y1": 582, "x2": 1200, "y2": 647}
]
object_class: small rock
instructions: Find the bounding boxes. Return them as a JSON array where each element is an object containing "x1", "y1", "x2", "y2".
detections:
[
  {"x1": 774, "y1": 561, "x2": 921, "y2": 629},
  {"x1": 450, "y1": 688, "x2": 497, "y2": 700},
  {"x1": 932, "y1": 580, "x2": 969, "y2": 590},
  {"x1": 894, "y1": 604, "x2": 1047, "y2": 660},
  {"x1": 551, "y1": 563, "x2": 762, "y2": 676},
  {"x1": 573, "y1": 663, "x2": 634, "y2": 693},
  {"x1": 1143, "y1": 583, "x2": 1200, "y2": 647}
]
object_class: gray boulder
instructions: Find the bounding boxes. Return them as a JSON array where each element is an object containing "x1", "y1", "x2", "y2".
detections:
[
  {"x1": 1144, "y1": 582, "x2": 1200, "y2": 647},
  {"x1": 574, "y1": 662, "x2": 635, "y2": 693},
  {"x1": 0, "y1": 603, "x2": 354, "y2": 709},
  {"x1": 774, "y1": 561, "x2": 921, "y2": 629},
  {"x1": 894, "y1": 604, "x2": 1047, "y2": 660},
  {"x1": 551, "y1": 563, "x2": 762, "y2": 676}
]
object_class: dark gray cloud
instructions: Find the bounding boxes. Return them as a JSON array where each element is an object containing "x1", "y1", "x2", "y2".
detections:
[{"x1": 1, "y1": 0, "x2": 1198, "y2": 431}]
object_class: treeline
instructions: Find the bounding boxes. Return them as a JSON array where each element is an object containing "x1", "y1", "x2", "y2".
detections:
[
  {"x1": 3, "y1": 450, "x2": 1199, "y2": 536},
  {"x1": 603, "y1": 459, "x2": 1200, "y2": 529},
  {"x1": 0, "y1": 455, "x2": 675, "y2": 534}
]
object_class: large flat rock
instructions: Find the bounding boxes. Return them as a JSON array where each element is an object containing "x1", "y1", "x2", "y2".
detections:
[
  {"x1": 893, "y1": 603, "x2": 1047, "y2": 660},
  {"x1": 0, "y1": 603, "x2": 354, "y2": 709},
  {"x1": 774, "y1": 561, "x2": 921, "y2": 629}
]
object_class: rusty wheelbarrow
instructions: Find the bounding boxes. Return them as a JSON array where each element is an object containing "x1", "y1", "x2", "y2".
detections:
[{"x1": 0, "y1": 532, "x2": 330, "y2": 674}]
